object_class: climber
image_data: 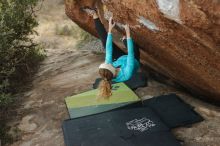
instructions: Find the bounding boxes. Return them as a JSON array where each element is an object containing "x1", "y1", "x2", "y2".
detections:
[{"x1": 82, "y1": 7, "x2": 140, "y2": 99}]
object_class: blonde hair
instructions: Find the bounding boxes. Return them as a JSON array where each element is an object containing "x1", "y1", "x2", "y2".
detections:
[{"x1": 98, "y1": 68, "x2": 113, "y2": 100}]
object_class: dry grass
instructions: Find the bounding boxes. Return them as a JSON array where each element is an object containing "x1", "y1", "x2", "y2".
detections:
[
  {"x1": 55, "y1": 24, "x2": 97, "y2": 48},
  {"x1": 34, "y1": 0, "x2": 97, "y2": 51}
]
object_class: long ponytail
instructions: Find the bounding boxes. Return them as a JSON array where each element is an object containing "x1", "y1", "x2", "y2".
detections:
[
  {"x1": 97, "y1": 78, "x2": 112, "y2": 100},
  {"x1": 98, "y1": 68, "x2": 114, "y2": 100}
]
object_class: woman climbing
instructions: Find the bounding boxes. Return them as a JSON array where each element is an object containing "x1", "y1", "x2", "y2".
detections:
[{"x1": 82, "y1": 7, "x2": 140, "y2": 99}]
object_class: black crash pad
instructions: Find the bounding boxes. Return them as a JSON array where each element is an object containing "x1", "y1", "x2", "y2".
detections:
[
  {"x1": 62, "y1": 107, "x2": 181, "y2": 146},
  {"x1": 143, "y1": 94, "x2": 204, "y2": 128},
  {"x1": 93, "y1": 72, "x2": 147, "y2": 90}
]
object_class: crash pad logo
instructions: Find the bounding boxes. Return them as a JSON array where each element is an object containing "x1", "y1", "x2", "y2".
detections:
[{"x1": 126, "y1": 117, "x2": 156, "y2": 132}]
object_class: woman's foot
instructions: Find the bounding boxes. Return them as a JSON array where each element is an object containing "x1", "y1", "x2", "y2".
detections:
[{"x1": 81, "y1": 6, "x2": 98, "y2": 19}]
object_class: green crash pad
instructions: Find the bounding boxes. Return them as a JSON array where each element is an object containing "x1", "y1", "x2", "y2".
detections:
[{"x1": 65, "y1": 83, "x2": 140, "y2": 119}]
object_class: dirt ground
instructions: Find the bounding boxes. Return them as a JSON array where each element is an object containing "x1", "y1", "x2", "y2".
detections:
[{"x1": 7, "y1": 0, "x2": 220, "y2": 146}]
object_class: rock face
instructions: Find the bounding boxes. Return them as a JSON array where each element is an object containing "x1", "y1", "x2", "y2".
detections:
[{"x1": 65, "y1": 0, "x2": 220, "y2": 102}]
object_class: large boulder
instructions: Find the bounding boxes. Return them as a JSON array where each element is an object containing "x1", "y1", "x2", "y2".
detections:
[{"x1": 65, "y1": 0, "x2": 220, "y2": 102}]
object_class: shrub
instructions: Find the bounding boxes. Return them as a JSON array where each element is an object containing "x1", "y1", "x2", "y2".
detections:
[
  {"x1": 0, "y1": 0, "x2": 45, "y2": 106},
  {"x1": 0, "y1": 0, "x2": 46, "y2": 144}
]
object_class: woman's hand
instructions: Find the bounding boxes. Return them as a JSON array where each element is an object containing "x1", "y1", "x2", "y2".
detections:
[
  {"x1": 108, "y1": 17, "x2": 115, "y2": 33},
  {"x1": 123, "y1": 24, "x2": 131, "y2": 38}
]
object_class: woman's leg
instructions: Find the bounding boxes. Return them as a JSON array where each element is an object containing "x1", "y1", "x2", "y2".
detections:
[
  {"x1": 123, "y1": 38, "x2": 140, "y2": 62},
  {"x1": 112, "y1": 44, "x2": 126, "y2": 61},
  {"x1": 94, "y1": 18, "x2": 107, "y2": 48}
]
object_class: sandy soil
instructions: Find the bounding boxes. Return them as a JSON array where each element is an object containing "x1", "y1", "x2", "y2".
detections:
[{"x1": 7, "y1": 0, "x2": 220, "y2": 146}]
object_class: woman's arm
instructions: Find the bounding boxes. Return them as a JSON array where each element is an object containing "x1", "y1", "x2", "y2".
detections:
[
  {"x1": 124, "y1": 25, "x2": 135, "y2": 79},
  {"x1": 105, "y1": 17, "x2": 115, "y2": 64}
]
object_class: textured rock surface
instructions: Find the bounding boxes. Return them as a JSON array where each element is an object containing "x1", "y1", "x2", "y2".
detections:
[{"x1": 65, "y1": 0, "x2": 220, "y2": 102}]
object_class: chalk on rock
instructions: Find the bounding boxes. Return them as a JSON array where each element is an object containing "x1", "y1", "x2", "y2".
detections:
[
  {"x1": 103, "y1": 5, "x2": 113, "y2": 20},
  {"x1": 137, "y1": 16, "x2": 159, "y2": 32},
  {"x1": 156, "y1": 0, "x2": 182, "y2": 23}
]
